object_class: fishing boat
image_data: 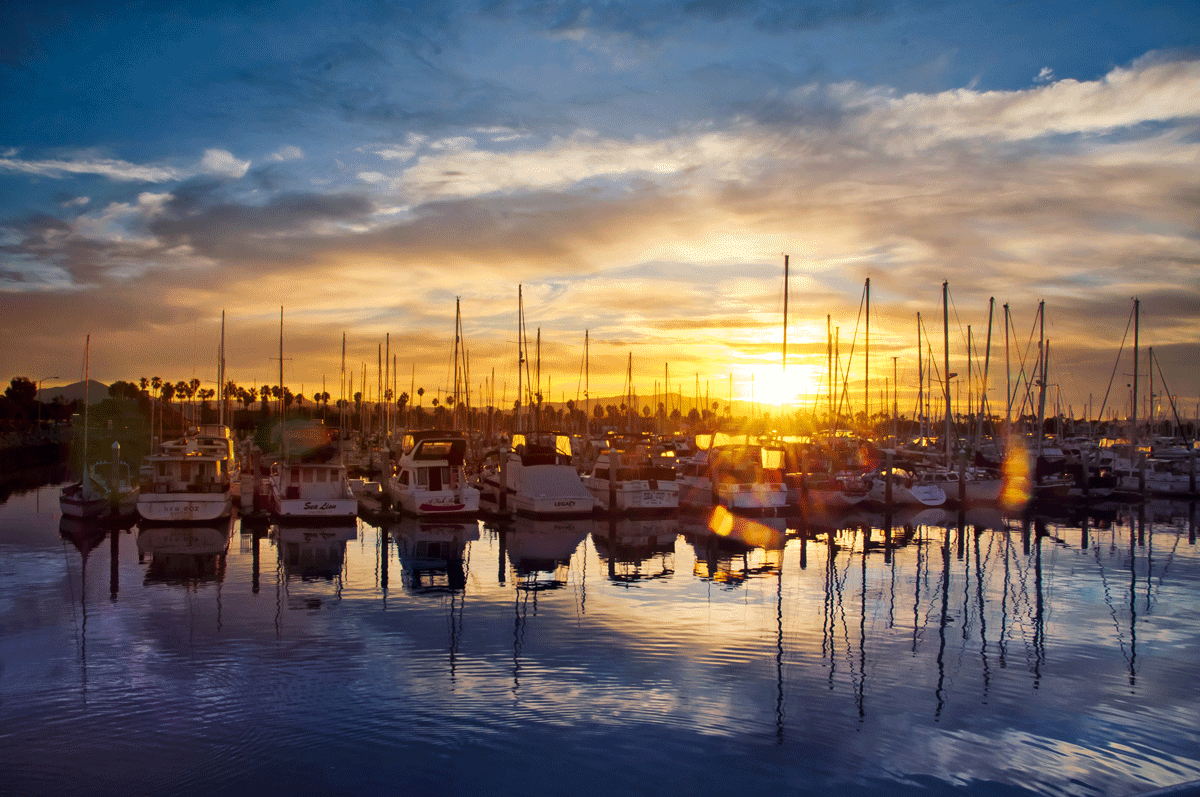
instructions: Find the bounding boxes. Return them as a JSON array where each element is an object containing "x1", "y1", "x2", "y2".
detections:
[{"x1": 384, "y1": 429, "x2": 480, "y2": 518}]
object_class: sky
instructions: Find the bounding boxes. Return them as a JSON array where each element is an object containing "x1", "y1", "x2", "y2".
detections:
[{"x1": 2, "y1": 0, "x2": 1198, "y2": 422}]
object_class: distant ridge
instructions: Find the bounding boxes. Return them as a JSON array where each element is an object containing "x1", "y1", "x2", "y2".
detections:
[{"x1": 36, "y1": 380, "x2": 108, "y2": 404}]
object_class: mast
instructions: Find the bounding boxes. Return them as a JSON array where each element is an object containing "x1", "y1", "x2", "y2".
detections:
[
  {"x1": 974, "y1": 298, "x2": 994, "y2": 451},
  {"x1": 584, "y1": 330, "x2": 590, "y2": 436},
  {"x1": 340, "y1": 332, "x2": 346, "y2": 439},
  {"x1": 943, "y1": 282, "x2": 951, "y2": 464},
  {"x1": 453, "y1": 297, "x2": 461, "y2": 432},
  {"x1": 865, "y1": 277, "x2": 870, "y2": 429},
  {"x1": 218, "y1": 310, "x2": 226, "y2": 427},
  {"x1": 83, "y1": 334, "x2": 90, "y2": 480},
  {"x1": 278, "y1": 307, "x2": 285, "y2": 459},
  {"x1": 917, "y1": 313, "x2": 924, "y2": 442},
  {"x1": 827, "y1": 315, "x2": 833, "y2": 431},
  {"x1": 516, "y1": 285, "x2": 524, "y2": 434},
  {"x1": 1003, "y1": 303, "x2": 1011, "y2": 434},
  {"x1": 385, "y1": 332, "x2": 390, "y2": 437},
  {"x1": 1132, "y1": 297, "x2": 1139, "y2": 449}
]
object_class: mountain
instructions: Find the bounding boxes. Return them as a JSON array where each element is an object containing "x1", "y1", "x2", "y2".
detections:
[{"x1": 37, "y1": 380, "x2": 109, "y2": 404}]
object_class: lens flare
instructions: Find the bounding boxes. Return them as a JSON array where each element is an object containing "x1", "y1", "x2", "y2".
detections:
[{"x1": 1000, "y1": 437, "x2": 1032, "y2": 511}]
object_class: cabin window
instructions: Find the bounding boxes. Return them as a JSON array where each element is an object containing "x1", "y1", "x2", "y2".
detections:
[
  {"x1": 597, "y1": 468, "x2": 610, "y2": 480},
  {"x1": 291, "y1": 469, "x2": 300, "y2": 485},
  {"x1": 417, "y1": 469, "x2": 428, "y2": 487},
  {"x1": 400, "y1": 471, "x2": 410, "y2": 486},
  {"x1": 429, "y1": 467, "x2": 444, "y2": 492},
  {"x1": 316, "y1": 469, "x2": 327, "y2": 482},
  {"x1": 157, "y1": 463, "x2": 167, "y2": 477},
  {"x1": 303, "y1": 469, "x2": 314, "y2": 483}
]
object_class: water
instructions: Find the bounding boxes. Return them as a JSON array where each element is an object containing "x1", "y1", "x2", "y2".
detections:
[{"x1": 2, "y1": 476, "x2": 1199, "y2": 796}]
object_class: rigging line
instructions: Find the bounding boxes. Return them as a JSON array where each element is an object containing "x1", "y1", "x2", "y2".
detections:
[
  {"x1": 1095, "y1": 300, "x2": 1136, "y2": 423},
  {"x1": 1153, "y1": 351, "x2": 1195, "y2": 447},
  {"x1": 834, "y1": 285, "x2": 868, "y2": 427}
]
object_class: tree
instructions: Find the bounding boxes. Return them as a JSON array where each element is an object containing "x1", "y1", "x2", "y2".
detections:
[{"x1": 5, "y1": 377, "x2": 37, "y2": 404}]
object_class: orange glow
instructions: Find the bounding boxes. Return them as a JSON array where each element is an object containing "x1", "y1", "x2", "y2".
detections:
[
  {"x1": 737, "y1": 362, "x2": 823, "y2": 408},
  {"x1": 1000, "y1": 437, "x2": 1032, "y2": 512}
]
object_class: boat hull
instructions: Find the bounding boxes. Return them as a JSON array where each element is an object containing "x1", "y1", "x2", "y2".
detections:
[
  {"x1": 273, "y1": 497, "x2": 359, "y2": 520},
  {"x1": 137, "y1": 492, "x2": 232, "y2": 523},
  {"x1": 393, "y1": 485, "x2": 481, "y2": 518},
  {"x1": 586, "y1": 482, "x2": 679, "y2": 513}
]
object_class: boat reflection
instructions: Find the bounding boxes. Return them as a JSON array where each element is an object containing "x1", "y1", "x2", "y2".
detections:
[
  {"x1": 137, "y1": 517, "x2": 234, "y2": 586},
  {"x1": 273, "y1": 523, "x2": 357, "y2": 581},
  {"x1": 681, "y1": 507, "x2": 787, "y2": 586},
  {"x1": 592, "y1": 515, "x2": 677, "y2": 585},
  {"x1": 503, "y1": 516, "x2": 592, "y2": 591},
  {"x1": 389, "y1": 517, "x2": 480, "y2": 593}
]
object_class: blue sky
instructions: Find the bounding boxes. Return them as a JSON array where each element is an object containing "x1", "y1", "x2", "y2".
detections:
[{"x1": 2, "y1": 0, "x2": 1198, "y2": 418}]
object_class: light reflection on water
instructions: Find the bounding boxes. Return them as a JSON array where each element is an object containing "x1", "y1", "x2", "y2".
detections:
[{"x1": 1, "y1": 481, "x2": 1199, "y2": 796}]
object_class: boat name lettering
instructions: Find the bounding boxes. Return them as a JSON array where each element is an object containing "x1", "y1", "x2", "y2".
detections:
[{"x1": 303, "y1": 501, "x2": 339, "y2": 510}]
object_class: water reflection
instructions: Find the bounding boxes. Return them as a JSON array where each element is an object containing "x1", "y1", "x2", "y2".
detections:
[
  {"x1": 138, "y1": 520, "x2": 234, "y2": 586},
  {"x1": 503, "y1": 517, "x2": 591, "y2": 591},
  {"x1": 6, "y1": 491, "x2": 1199, "y2": 796},
  {"x1": 273, "y1": 523, "x2": 357, "y2": 614},
  {"x1": 592, "y1": 515, "x2": 677, "y2": 585},
  {"x1": 681, "y1": 509, "x2": 786, "y2": 586},
  {"x1": 390, "y1": 517, "x2": 479, "y2": 593}
]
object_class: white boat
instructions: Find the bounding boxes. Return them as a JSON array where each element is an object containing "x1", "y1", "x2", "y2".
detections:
[
  {"x1": 269, "y1": 459, "x2": 358, "y2": 521},
  {"x1": 678, "y1": 444, "x2": 788, "y2": 514},
  {"x1": 920, "y1": 466, "x2": 1003, "y2": 505},
  {"x1": 476, "y1": 433, "x2": 596, "y2": 518},
  {"x1": 582, "y1": 444, "x2": 678, "y2": 513},
  {"x1": 865, "y1": 468, "x2": 947, "y2": 508},
  {"x1": 384, "y1": 430, "x2": 480, "y2": 518},
  {"x1": 137, "y1": 429, "x2": 235, "y2": 523}
]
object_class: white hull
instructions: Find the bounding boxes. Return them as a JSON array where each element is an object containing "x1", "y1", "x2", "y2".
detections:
[
  {"x1": 586, "y1": 481, "x2": 679, "y2": 512},
  {"x1": 137, "y1": 492, "x2": 232, "y2": 523},
  {"x1": 866, "y1": 481, "x2": 947, "y2": 508},
  {"x1": 274, "y1": 497, "x2": 359, "y2": 519},
  {"x1": 391, "y1": 484, "x2": 481, "y2": 517},
  {"x1": 716, "y1": 483, "x2": 788, "y2": 512}
]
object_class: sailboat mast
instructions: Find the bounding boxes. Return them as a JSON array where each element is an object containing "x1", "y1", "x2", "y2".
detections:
[
  {"x1": 279, "y1": 307, "x2": 285, "y2": 459},
  {"x1": 1132, "y1": 297, "x2": 1139, "y2": 449},
  {"x1": 83, "y1": 334, "x2": 90, "y2": 474},
  {"x1": 453, "y1": 297, "x2": 461, "y2": 432},
  {"x1": 975, "y1": 297, "x2": 994, "y2": 451},
  {"x1": 219, "y1": 309, "x2": 226, "y2": 427},
  {"x1": 916, "y1": 314, "x2": 924, "y2": 442},
  {"x1": 516, "y1": 285, "x2": 523, "y2": 434},
  {"x1": 865, "y1": 277, "x2": 870, "y2": 428},
  {"x1": 584, "y1": 330, "x2": 590, "y2": 436},
  {"x1": 943, "y1": 281, "x2": 951, "y2": 464}
]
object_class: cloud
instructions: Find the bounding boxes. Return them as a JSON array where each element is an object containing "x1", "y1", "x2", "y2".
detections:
[
  {"x1": 0, "y1": 155, "x2": 185, "y2": 182},
  {"x1": 836, "y1": 57, "x2": 1200, "y2": 152},
  {"x1": 199, "y1": 148, "x2": 250, "y2": 179},
  {"x1": 269, "y1": 145, "x2": 305, "y2": 162}
]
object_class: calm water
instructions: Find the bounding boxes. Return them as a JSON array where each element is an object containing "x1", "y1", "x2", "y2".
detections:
[{"x1": 2, "y1": 477, "x2": 1198, "y2": 796}]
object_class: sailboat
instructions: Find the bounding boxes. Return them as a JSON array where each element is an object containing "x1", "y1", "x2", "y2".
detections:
[{"x1": 60, "y1": 335, "x2": 139, "y2": 519}]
